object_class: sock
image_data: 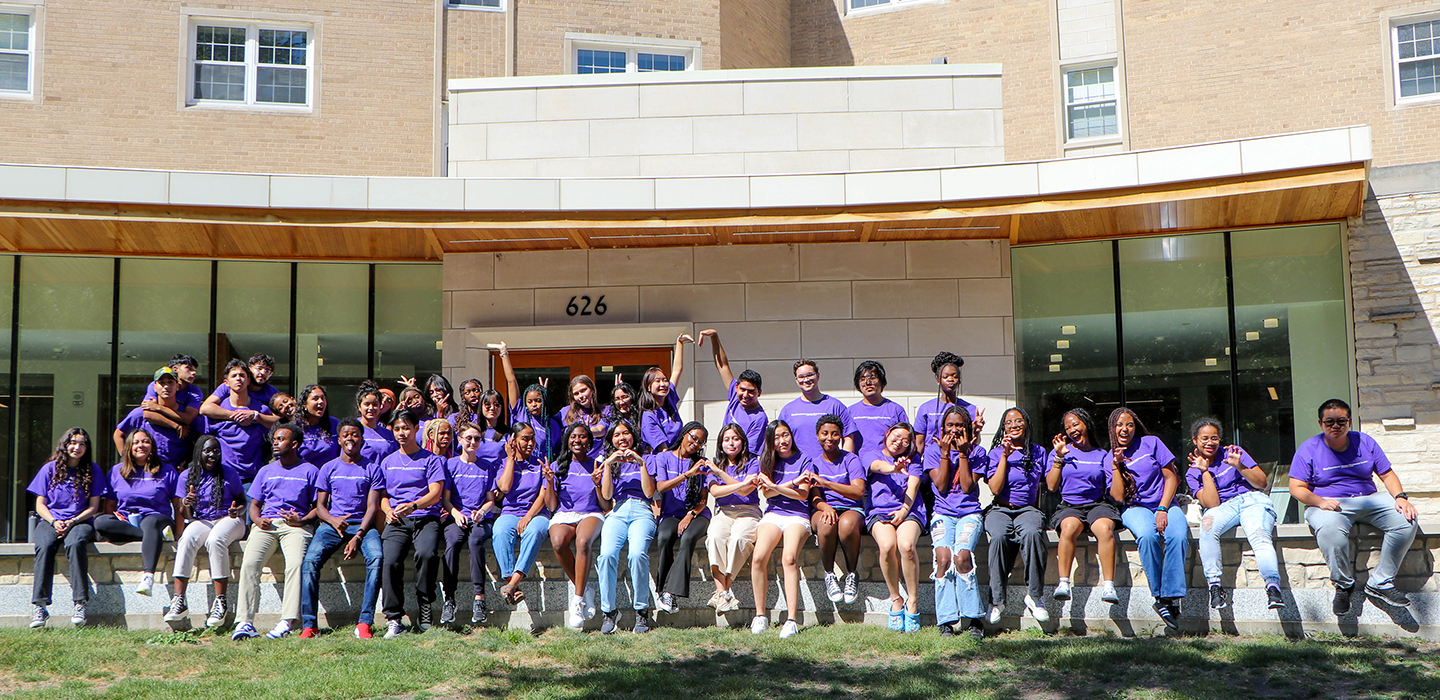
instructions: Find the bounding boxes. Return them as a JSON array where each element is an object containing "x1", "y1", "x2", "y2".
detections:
[{"x1": 1059, "y1": 577, "x2": 1070, "y2": 584}]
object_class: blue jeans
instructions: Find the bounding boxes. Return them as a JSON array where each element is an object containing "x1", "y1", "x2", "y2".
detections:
[
  {"x1": 930, "y1": 512, "x2": 984, "y2": 625},
  {"x1": 1120, "y1": 505, "x2": 1189, "y2": 600},
  {"x1": 300, "y1": 522, "x2": 383, "y2": 628},
  {"x1": 597, "y1": 498, "x2": 658, "y2": 612},
  {"x1": 493, "y1": 512, "x2": 552, "y2": 579},
  {"x1": 1305, "y1": 492, "x2": 1419, "y2": 589},
  {"x1": 1199, "y1": 491, "x2": 1280, "y2": 588}
]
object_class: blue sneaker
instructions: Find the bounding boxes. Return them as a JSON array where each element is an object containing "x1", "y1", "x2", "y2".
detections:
[{"x1": 230, "y1": 622, "x2": 258, "y2": 640}]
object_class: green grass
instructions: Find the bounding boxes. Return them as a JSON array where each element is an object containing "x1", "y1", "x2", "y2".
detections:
[{"x1": 0, "y1": 624, "x2": 1436, "y2": 700}]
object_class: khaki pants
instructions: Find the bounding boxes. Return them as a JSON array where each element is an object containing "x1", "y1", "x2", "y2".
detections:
[
  {"x1": 236, "y1": 521, "x2": 314, "y2": 624},
  {"x1": 706, "y1": 505, "x2": 761, "y2": 577}
]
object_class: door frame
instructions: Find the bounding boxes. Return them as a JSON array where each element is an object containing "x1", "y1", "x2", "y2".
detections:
[{"x1": 464, "y1": 323, "x2": 691, "y2": 390}]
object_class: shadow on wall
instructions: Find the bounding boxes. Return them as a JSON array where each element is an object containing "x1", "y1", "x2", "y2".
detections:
[{"x1": 789, "y1": 0, "x2": 854, "y2": 66}]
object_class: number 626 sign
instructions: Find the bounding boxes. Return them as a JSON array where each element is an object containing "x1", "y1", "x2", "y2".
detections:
[{"x1": 566, "y1": 295, "x2": 607, "y2": 317}]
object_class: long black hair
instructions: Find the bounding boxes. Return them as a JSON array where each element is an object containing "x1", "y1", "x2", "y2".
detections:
[
  {"x1": 474, "y1": 389, "x2": 510, "y2": 438},
  {"x1": 298, "y1": 384, "x2": 332, "y2": 437},
  {"x1": 939, "y1": 405, "x2": 975, "y2": 450},
  {"x1": 425, "y1": 375, "x2": 459, "y2": 419},
  {"x1": 603, "y1": 420, "x2": 640, "y2": 478},
  {"x1": 553, "y1": 422, "x2": 594, "y2": 482},
  {"x1": 1107, "y1": 407, "x2": 1151, "y2": 451},
  {"x1": 991, "y1": 406, "x2": 1039, "y2": 472},
  {"x1": 605, "y1": 381, "x2": 640, "y2": 434},
  {"x1": 668, "y1": 421, "x2": 708, "y2": 511},
  {"x1": 758, "y1": 419, "x2": 793, "y2": 481},
  {"x1": 46, "y1": 427, "x2": 95, "y2": 499},
  {"x1": 185, "y1": 434, "x2": 229, "y2": 510},
  {"x1": 1061, "y1": 407, "x2": 1103, "y2": 451}
]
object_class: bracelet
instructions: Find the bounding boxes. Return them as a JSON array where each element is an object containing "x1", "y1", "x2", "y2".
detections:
[{"x1": 1395, "y1": 492, "x2": 1409, "y2": 500}]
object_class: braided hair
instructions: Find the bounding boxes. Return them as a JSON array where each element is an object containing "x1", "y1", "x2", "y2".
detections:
[
  {"x1": 667, "y1": 421, "x2": 709, "y2": 512},
  {"x1": 185, "y1": 435, "x2": 228, "y2": 509},
  {"x1": 990, "y1": 407, "x2": 1039, "y2": 473}
]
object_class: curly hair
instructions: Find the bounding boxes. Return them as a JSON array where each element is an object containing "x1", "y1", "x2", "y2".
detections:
[{"x1": 47, "y1": 428, "x2": 95, "y2": 501}]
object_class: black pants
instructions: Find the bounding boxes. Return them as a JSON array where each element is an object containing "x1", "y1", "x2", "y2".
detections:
[
  {"x1": 984, "y1": 505, "x2": 1046, "y2": 601},
  {"x1": 381, "y1": 516, "x2": 442, "y2": 621},
  {"x1": 94, "y1": 513, "x2": 172, "y2": 573},
  {"x1": 441, "y1": 519, "x2": 492, "y2": 599},
  {"x1": 32, "y1": 519, "x2": 96, "y2": 605},
  {"x1": 655, "y1": 514, "x2": 709, "y2": 598}
]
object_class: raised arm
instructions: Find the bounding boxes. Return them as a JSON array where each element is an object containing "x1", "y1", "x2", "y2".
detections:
[
  {"x1": 497, "y1": 341, "x2": 519, "y2": 406},
  {"x1": 669, "y1": 334, "x2": 693, "y2": 392},
  {"x1": 699, "y1": 329, "x2": 733, "y2": 387}
]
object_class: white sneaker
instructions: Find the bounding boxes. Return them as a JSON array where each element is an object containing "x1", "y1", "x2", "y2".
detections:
[
  {"x1": 1099, "y1": 581, "x2": 1119, "y2": 603},
  {"x1": 383, "y1": 620, "x2": 406, "y2": 638},
  {"x1": 566, "y1": 596, "x2": 585, "y2": 630},
  {"x1": 264, "y1": 620, "x2": 292, "y2": 639},
  {"x1": 750, "y1": 615, "x2": 769, "y2": 634},
  {"x1": 842, "y1": 571, "x2": 858, "y2": 604},
  {"x1": 779, "y1": 619, "x2": 799, "y2": 638},
  {"x1": 707, "y1": 590, "x2": 722, "y2": 608},
  {"x1": 584, "y1": 581, "x2": 598, "y2": 620},
  {"x1": 987, "y1": 605, "x2": 1003, "y2": 625},
  {"x1": 1053, "y1": 581, "x2": 1072, "y2": 601},
  {"x1": 719, "y1": 589, "x2": 740, "y2": 613},
  {"x1": 823, "y1": 572, "x2": 843, "y2": 603},
  {"x1": 136, "y1": 573, "x2": 154, "y2": 597},
  {"x1": 1024, "y1": 594, "x2": 1050, "y2": 623}
]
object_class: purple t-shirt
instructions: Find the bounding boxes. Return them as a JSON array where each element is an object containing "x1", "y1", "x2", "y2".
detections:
[
  {"x1": 175, "y1": 467, "x2": 245, "y2": 522},
  {"x1": 1186, "y1": 447, "x2": 1260, "y2": 503},
  {"x1": 709, "y1": 457, "x2": 760, "y2": 507},
  {"x1": 207, "y1": 395, "x2": 273, "y2": 482},
  {"x1": 108, "y1": 463, "x2": 179, "y2": 520},
  {"x1": 763, "y1": 452, "x2": 812, "y2": 517},
  {"x1": 298, "y1": 418, "x2": 342, "y2": 468},
  {"x1": 723, "y1": 379, "x2": 768, "y2": 454},
  {"x1": 608, "y1": 454, "x2": 650, "y2": 505},
  {"x1": 27, "y1": 462, "x2": 105, "y2": 521},
  {"x1": 560, "y1": 405, "x2": 608, "y2": 460},
  {"x1": 648, "y1": 451, "x2": 709, "y2": 520},
  {"x1": 1050, "y1": 444, "x2": 1111, "y2": 505},
  {"x1": 1103, "y1": 435, "x2": 1177, "y2": 510},
  {"x1": 473, "y1": 429, "x2": 509, "y2": 477},
  {"x1": 212, "y1": 382, "x2": 280, "y2": 408},
  {"x1": 499, "y1": 455, "x2": 548, "y2": 517},
  {"x1": 378, "y1": 448, "x2": 447, "y2": 518},
  {"x1": 360, "y1": 424, "x2": 399, "y2": 465},
  {"x1": 555, "y1": 456, "x2": 601, "y2": 514},
  {"x1": 445, "y1": 456, "x2": 496, "y2": 517},
  {"x1": 812, "y1": 450, "x2": 866, "y2": 510},
  {"x1": 984, "y1": 443, "x2": 1047, "y2": 508},
  {"x1": 640, "y1": 384, "x2": 682, "y2": 453},
  {"x1": 866, "y1": 452, "x2": 926, "y2": 525},
  {"x1": 778, "y1": 394, "x2": 856, "y2": 461},
  {"x1": 509, "y1": 399, "x2": 554, "y2": 460},
  {"x1": 247, "y1": 460, "x2": 320, "y2": 520},
  {"x1": 1290, "y1": 432, "x2": 1391, "y2": 499},
  {"x1": 116, "y1": 407, "x2": 187, "y2": 468},
  {"x1": 923, "y1": 443, "x2": 987, "y2": 518},
  {"x1": 913, "y1": 398, "x2": 978, "y2": 447},
  {"x1": 144, "y1": 381, "x2": 207, "y2": 411},
  {"x1": 317, "y1": 456, "x2": 380, "y2": 522},
  {"x1": 848, "y1": 399, "x2": 909, "y2": 455}
]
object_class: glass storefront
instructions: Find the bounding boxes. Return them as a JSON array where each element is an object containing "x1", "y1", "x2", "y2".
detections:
[{"x1": 1013, "y1": 224, "x2": 1351, "y2": 521}]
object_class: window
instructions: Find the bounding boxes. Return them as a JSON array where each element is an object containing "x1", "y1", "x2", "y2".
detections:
[
  {"x1": 1395, "y1": 18, "x2": 1440, "y2": 100},
  {"x1": 567, "y1": 34, "x2": 699, "y2": 74},
  {"x1": 1064, "y1": 66, "x2": 1118, "y2": 140},
  {"x1": 449, "y1": 0, "x2": 501, "y2": 9},
  {"x1": 0, "y1": 9, "x2": 33, "y2": 95},
  {"x1": 846, "y1": 0, "x2": 934, "y2": 14},
  {"x1": 190, "y1": 21, "x2": 312, "y2": 108},
  {"x1": 577, "y1": 49, "x2": 626, "y2": 74},
  {"x1": 637, "y1": 52, "x2": 685, "y2": 72}
]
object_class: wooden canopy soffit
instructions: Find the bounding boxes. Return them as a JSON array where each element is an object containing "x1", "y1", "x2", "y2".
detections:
[{"x1": 0, "y1": 163, "x2": 1365, "y2": 261}]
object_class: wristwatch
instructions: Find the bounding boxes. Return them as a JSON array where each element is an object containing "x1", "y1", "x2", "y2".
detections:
[{"x1": 1395, "y1": 492, "x2": 1409, "y2": 500}]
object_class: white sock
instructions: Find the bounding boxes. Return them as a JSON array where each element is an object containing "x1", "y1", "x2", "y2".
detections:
[{"x1": 1059, "y1": 578, "x2": 1070, "y2": 584}]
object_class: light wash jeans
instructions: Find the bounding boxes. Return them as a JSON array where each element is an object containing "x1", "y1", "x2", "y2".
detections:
[
  {"x1": 930, "y1": 512, "x2": 984, "y2": 626},
  {"x1": 1198, "y1": 491, "x2": 1280, "y2": 588},
  {"x1": 1304, "y1": 492, "x2": 1419, "y2": 589},
  {"x1": 1120, "y1": 505, "x2": 1189, "y2": 600},
  {"x1": 493, "y1": 512, "x2": 552, "y2": 579},
  {"x1": 597, "y1": 498, "x2": 658, "y2": 612}
]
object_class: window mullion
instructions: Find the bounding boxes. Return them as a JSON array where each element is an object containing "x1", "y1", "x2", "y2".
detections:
[{"x1": 246, "y1": 24, "x2": 257, "y2": 106}]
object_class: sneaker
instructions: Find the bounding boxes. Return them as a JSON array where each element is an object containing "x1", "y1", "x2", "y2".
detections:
[
  {"x1": 706, "y1": 590, "x2": 722, "y2": 609},
  {"x1": 472, "y1": 598, "x2": 487, "y2": 625},
  {"x1": 1365, "y1": 584, "x2": 1411, "y2": 607},
  {"x1": 968, "y1": 621, "x2": 985, "y2": 641},
  {"x1": 163, "y1": 594, "x2": 188, "y2": 622},
  {"x1": 1053, "y1": 581, "x2": 1072, "y2": 601},
  {"x1": 938, "y1": 623, "x2": 955, "y2": 637},
  {"x1": 657, "y1": 592, "x2": 677, "y2": 614},
  {"x1": 750, "y1": 615, "x2": 769, "y2": 634},
  {"x1": 633, "y1": 609, "x2": 652, "y2": 634},
  {"x1": 1333, "y1": 584, "x2": 1355, "y2": 615},
  {"x1": 29, "y1": 605, "x2": 48, "y2": 629},
  {"x1": 354, "y1": 623, "x2": 373, "y2": 639},
  {"x1": 299, "y1": 627, "x2": 318, "y2": 639},
  {"x1": 265, "y1": 620, "x2": 292, "y2": 639},
  {"x1": 1024, "y1": 594, "x2": 1050, "y2": 623},
  {"x1": 383, "y1": 620, "x2": 406, "y2": 639},
  {"x1": 136, "y1": 573, "x2": 154, "y2": 597},
  {"x1": 987, "y1": 605, "x2": 1002, "y2": 625},
  {"x1": 583, "y1": 582, "x2": 598, "y2": 619},
  {"x1": 842, "y1": 572, "x2": 859, "y2": 604},
  {"x1": 824, "y1": 572, "x2": 843, "y2": 603},
  {"x1": 719, "y1": 590, "x2": 741, "y2": 613},
  {"x1": 1099, "y1": 581, "x2": 1119, "y2": 604},
  {"x1": 1209, "y1": 584, "x2": 1228, "y2": 611},
  {"x1": 779, "y1": 619, "x2": 799, "y2": 638},
  {"x1": 1153, "y1": 601, "x2": 1179, "y2": 630},
  {"x1": 566, "y1": 596, "x2": 585, "y2": 630},
  {"x1": 1266, "y1": 586, "x2": 1285, "y2": 610},
  {"x1": 70, "y1": 601, "x2": 87, "y2": 627},
  {"x1": 417, "y1": 605, "x2": 432, "y2": 632},
  {"x1": 230, "y1": 622, "x2": 258, "y2": 640},
  {"x1": 440, "y1": 596, "x2": 457, "y2": 626},
  {"x1": 206, "y1": 595, "x2": 228, "y2": 628},
  {"x1": 600, "y1": 610, "x2": 619, "y2": 635}
]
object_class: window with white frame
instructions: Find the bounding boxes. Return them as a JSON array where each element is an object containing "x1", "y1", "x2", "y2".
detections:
[
  {"x1": 190, "y1": 21, "x2": 312, "y2": 108},
  {"x1": 847, "y1": 0, "x2": 928, "y2": 14},
  {"x1": 448, "y1": 0, "x2": 501, "y2": 9},
  {"x1": 0, "y1": 9, "x2": 34, "y2": 95},
  {"x1": 1064, "y1": 65, "x2": 1119, "y2": 140},
  {"x1": 570, "y1": 38, "x2": 695, "y2": 74},
  {"x1": 1395, "y1": 18, "x2": 1440, "y2": 101}
]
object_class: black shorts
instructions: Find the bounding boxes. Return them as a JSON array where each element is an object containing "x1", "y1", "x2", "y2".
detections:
[{"x1": 1052, "y1": 501, "x2": 1120, "y2": 530}]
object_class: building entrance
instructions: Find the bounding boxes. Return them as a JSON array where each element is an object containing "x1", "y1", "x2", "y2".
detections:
[{"x1": 495, "y1": 346, "x2": 671, "y2": 418}]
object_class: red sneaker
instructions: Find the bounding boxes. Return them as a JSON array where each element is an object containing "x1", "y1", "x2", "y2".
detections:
[
  {"x1": 299, "y1": 627, "x2": 318, "y2": 639},
  {"x1": 354, "y1": 623, "x2": 372, "y2": 639}
]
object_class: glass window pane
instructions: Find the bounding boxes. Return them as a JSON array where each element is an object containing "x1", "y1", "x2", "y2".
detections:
[
  {"x1": 374, "y1": 264, "x2": 442, "y2": 393},
  {"x1": 577, "y1": 49, "x2": 626, "y2": 74},
  {"x1": 257, "y1": 67, "x2": 306, "y2": 104},
  {"x1": 195, "y1": 63, "x2": 245, "y2": 101},
  {"x1": 0, "y1": 53, "x2": 26, "y2": 92},
  {"x1": 637, "y1": 53, "x2": 685, "y2": 72},
  {"x1": 116, "y1": 259, "x2": 211, "y2": 431},
  {"x1": 0, "y1": 12, "x2": 29, "y2": 51},
  {"x1": 216, "y1": 261, "x2": 292, "y2": 397},
  {"x1": 296, "y1": 263, "x2": 368, "y2": 418},
  {"x1": 1013, "y1": 241, "x2": 1120, "y2": 437},
  {"x1": 0, "y1": 257, "x2": 15, "y2": 540}
]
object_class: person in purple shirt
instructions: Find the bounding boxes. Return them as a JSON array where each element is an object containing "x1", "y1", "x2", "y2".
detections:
[
  {"x1": 923, "y1": 407, "x2": 988, "y2": 639},
  {"x1": 560, "y1": 375, "x2": 609, "y2": 460},
  {"x1": 650, "y1": 422, "x2": 710, "y2": 619},
  {"x1": 848, "y1": 361, "x2": 909, "y2": 455},
  {"x1": 914, "y1": 352, "x2": 984, "y2": 452},
  {"x1": 298, "y1": 419, "x2": 385, "y2": 639},
  {"x1": 494, "y1": 423, "x2": 553, "y2": 607},
  {"x1": 422, "y1": 374, "x2": 461, "y2": 427},
  {"x1": 296, "y1": 385, "x2": 341, "y2": 467},
  {"x1": 166, "y1": 435, "x2": 247, "y2": 628},
  {"x1": 355, "y1": 384, "x2": 399, "y2": 465},
  {"x1": 1186, "y1": 417, "x2": 1282, "y2": 613},
  {"x1": 422, "y1": 418, "x2": 456, "y2": 460},
  {"x1": 1106, "y1": 407, "x2": 1187, "y2": 630},
  {"x1": 27, "y1": 428, "x2": 104, "y2": 629},
  {"x1": 205, "y1": 360, "x2": 274, "y2": 484},
  {"x1": 115, "y1": 367, "x2": 189, "y2": 469},
  {"x1": 749, "y1": 419, "x2": 816, "y2": 639},
  {"x1": 498, "y1": 342, "x2": 556, "y2": 459},
  {"x1": 863, "y1": 423, "x2": 925, "y2": 633},
  {"x1": 142, "y1": 354, "x2": 205, "y2": 432},
  {"x1": 806, "y1": 414, "x2": 867, "y2": 607},
  {"x1": 544, "y1": 423, "x2": 603, "y2": 630},
  {"x1": 982, "y1": 407, "x2": 1050, "y2": 626},
  {"x1": 231, "y1": 424, "x2": 320, "y2": 641},
  {"x1": 778, "y1": 360, "x2": 857, "y2": 460},
  {"x1": 202, "y1": 353, "x2": 281, "y2": 430},
  {"x1": 94, "y1": 428, "x2": 180, "y2": 600},
  {"x1": 699, "y1": 329, "x2": 768, "y2": 454},
  {"x1": 452, "y1": 378, "x2": 484, "y2": 427},
  {"x1": 1045, "y1": 407, "x2": 1120, "y2": 606},
  {"x1": 637, "y1": 334, "x2": 693, "y2": 453},
  {"x1": 703, "y1": 423, "x2": 761, "y2": 615},
  {"x1": 375, "y1": 408, "x2": 447, "y2": 638},
  {"x1": 1290, "y1": 398, "x2": 1419, "y2": 614},
  {"x1": 441, "y1": 422, "x2": 500, "y2": 628},
  {"x1": 596, "y1": 420, "x2": 659, "y2": 634}
]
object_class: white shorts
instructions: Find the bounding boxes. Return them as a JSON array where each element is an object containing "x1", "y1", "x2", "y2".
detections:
[
  {"x1": 549, "y1": 510, "x2": 603, "y2": 527},
  {"x1": 759, "y1": 512, "x2": 812, "y2": 534}
]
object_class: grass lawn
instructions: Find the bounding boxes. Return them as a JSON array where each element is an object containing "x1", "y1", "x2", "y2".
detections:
[{"x1": 0, "y1": 623, "x2": 1436, "y2": 700}]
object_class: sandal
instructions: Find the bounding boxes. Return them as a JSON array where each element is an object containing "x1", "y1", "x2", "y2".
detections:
[{"x1": 887, "y1": 597, "x2": 904, "y2": 631}]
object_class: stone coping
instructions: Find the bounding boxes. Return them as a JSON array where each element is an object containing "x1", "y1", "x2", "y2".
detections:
[{"x1": 448, "y1": 63, "x2": 1004, "y2": 92}]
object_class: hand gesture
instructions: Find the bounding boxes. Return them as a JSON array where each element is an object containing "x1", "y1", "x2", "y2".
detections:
[
  {"x1": 895, "y1": 455, "x2": 912, "y2": 471},
  {"x1": 538, "y1": 377, "x2": 549, "y2": 390},
  {"x1": 398, "y1": 375, "x2": 417, "y2": 389},
  {"x1": 1223, "y1": 445, "x2": 1243, "y2": 469},
  {"x1": 541, "y1": 460, "x2": 555, "y2": 482},
  {"x1": 678, "y1": 333, "x2": 695, "y2": 345},
  {"x1": 1051, "y1": 433, "x2": 1069, "y2": 458},
  {"x1": 184, "y1": 484, "x2": 198, "y2": 509},
  {"x1": 342, "y1": 534, "x2": 360, "y2": 560},
  {"x1": 504, "y1": 439, "x2": 519, "y2": 460},
  {"x1": 234, "y1": 410, "x2": 255, "y2": 427},
  {"x1": 697, "y1": 329, "x2": 717, "y2": 346},
  {"x1": 496, "y1": 341, "x2": 508, "y2": 355},
  {"x1": 939, "y1": 431, "x2": 958, "y2": 454},
  {"x1": 281, "y1": 508, "x2": 303, "y2": 526},
  {"x1": 591, "y1": 467, "x2": 604, "y2": 487},
  {"x1": 1154, "y1": 509, "x2": 1168, "y2": 533},
  {"x1": 1111, "y1": 446, "x2": 1128, "y2": 468},
  {"x1": 973, "y1": 407, "x2": 986, "y2": 435},
  {"x1": 227, "y1": 503, "x2": 245, "y2": 519},
  {"x1": 257, "y1": 516, "x2": 275, "y2": 531},
  {"x1": 1190, "y1": 451, "x2": 1209, "y2": 473}
]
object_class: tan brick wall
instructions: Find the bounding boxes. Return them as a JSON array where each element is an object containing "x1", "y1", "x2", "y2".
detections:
[
  {"x1": 0, "y1": 0, "x2": 438, "y2": 177},
  {"x1": 511, "y1": 0, "x2": 721, "y2": 76},
  {"x1": 719, "y1": 0, "x2": 790, "y2": 68},
  {"x1": 445, "y1": 7, "x2": 507, "y2": 80}
]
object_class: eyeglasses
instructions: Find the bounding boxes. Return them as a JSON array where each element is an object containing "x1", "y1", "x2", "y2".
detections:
[
  {"x1": 1321, "y1": 418, "x2": 1350, "y2": 428},
  {"x1": 795, "y1": 373, "x2": 817, "y2": 381},
  {"x1": 458, "y1": 434, "x2": 481, "y2": 442}
]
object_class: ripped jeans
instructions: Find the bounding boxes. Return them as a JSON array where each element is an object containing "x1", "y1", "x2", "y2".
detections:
[
  {"x1": 930, "y1": 512, "x2": 985, "y2": 626},
  {"x1": 1198, "y1": 490, "x2": 1280, "y2": 588}
]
